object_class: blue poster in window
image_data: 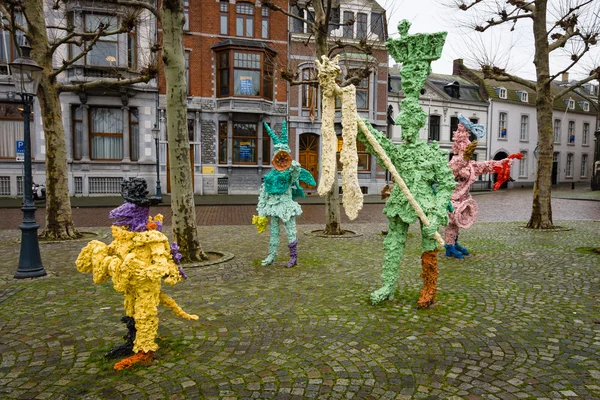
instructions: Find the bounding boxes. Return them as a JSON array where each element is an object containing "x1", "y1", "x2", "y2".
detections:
[
  {"x1": 240, "y1": 142, "x2": 251, "y2": 160},
  {"x1": 240, "y1": 76, "x2": 253, "y2": 95}
]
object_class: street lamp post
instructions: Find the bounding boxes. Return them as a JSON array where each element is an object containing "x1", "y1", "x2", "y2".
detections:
[
  {"x1": 151, "y1": 125, "x2": 162, "y2": 200},
  {"x1": 10, "y1": 43, "x2": 46, "y2": 279}
]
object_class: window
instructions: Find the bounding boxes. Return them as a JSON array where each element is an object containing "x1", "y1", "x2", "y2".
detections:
[
  {"x1": 343, "y1": 11, "x2": 354, "y2": 38},
  {"x1": 498, "y1": 112, "x2": 507, "y2": 138},
  {"x1": 220, "y1": 1, "x2": 229, "y2": 35},
  {"x1": 519, "y1": 91, "x2": 528, "y2": 102},
  {"x1": 356, "y1": 13, "x2": 368, "y2": 39},
  {"x1": 568, "y1": 98, "x2": 575, "y2": 110},
  {"x1": 429, "y1": 115, "x2": 440, "y2": 141},
  {"x1": 261, "y1": 7, "x2": 269, "y2": 39},
  {"x1": 301, "y1": 68, "x2": 317, "y2": 109},
  {"x1": 469, "y1": 118, "x2": 478, "y2": 142},
  {"x1": 568, "y1": 121, "x2": 575, "y2": 144},
  {"x1": 72, "y1": 106, "x2": 83, "y2": 160},
  {"x1": 127, "y1": 29, "x2": 137, "y2": 69},
  {"x1": 328, "y1": 8, "x2": 340, "y2": 35},
  {"x1": 583, "y1": 123, "x2": 589, "y2": 145},
  {"x1": 262, "y1": 125, "x2": 271, "y2": 165},
  {"x1": 90, "y1": 108, "x2": 123, "y2": 160},
  {"x1": 0, "y1": 103, "x2": 26, "y2": 159},
  {"x1": 554, "y1": 119, "x2": 561, "y2": 143},
  {"x1": 1, "y1": 12, "x2": 25, "y2": 72},
  {"x1": 85, "y1": 14, "x2": 118, "y2": 66},
  {"x1": 519, "y1": 151, "x2": 527, "y2": 177},
  {"x1": 450, "y1": 116, "x2": 459, "y2": 142},
  {"x1": 371, "y1": 12, "x2": 385, "y2": 40},
  {"x1": 337, "y1": 136, "x2": 370, "y2": 171},
  {"x1": 292, "y1": 5, "x2": 304, "y2": 33},
  {"x1": 566, "y1": 153, "x2": 573, "y2": 177},
  {"x1": 183, "y1": 0, "x2": 189, "y2": 30},
  {"x1": 354, "y1": 72, "x2": 369, "y2": 110},
  {"x1": 129, "y1": 108, "x2": 139, "y2": 161},
  {"x1": 236, "y1": 3, "x2": 254, "y2": 37},
  {"x1": 520, "y1": 115, "x2": 528, "y2": 141},
  {"x1": 217, "y1": 50, "x2": 274, "y2": 100},
  {"x1": 218, "y1": 121, "x2": 228, "y2": 164},
  {"x1": 233, "y1": 123, "x2": 257, "y2": 164},
  {"x1": 498, "y1": 87, "x2": 507, "y2": 99},
  {"x1": 185, "y1": 52, "x2": 190, "y2": 95},
  {"x1": 582, "y1": 102, "x2": 590, "y2": 112},
  {"x1": 581, "y1": 154, "x2": 588, "y2": 177}
]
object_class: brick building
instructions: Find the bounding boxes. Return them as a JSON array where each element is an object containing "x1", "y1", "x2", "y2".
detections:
[
  {"x1": 286, "y1": 0, "x2": 389, "y2": 195},
  {"x1": 156, "y1": 0, "x2": 289, "y2": 195}
]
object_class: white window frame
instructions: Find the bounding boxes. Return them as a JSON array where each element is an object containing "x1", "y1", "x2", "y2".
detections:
[
  {"x1": 568, "y1": 98, "x2": 575, "y2": 110},
  {"x1": 520, "y1": 114, "x2": 528, "y2": 141},
  {"x1": 582, "y1": 102, "x2": 589, "y2": 112},
  {"x1": 568, "y1": 120, "x2": 575, "y2": 144},
  {"x1": 566, "y1": 153, "x2": 573, "y2": 177},
  {"x1": 498, "y1": 112, "x2": 507, "y2": 138},
  {"x1": 498, "y1": 87, "x2": 507, "y2": 99},
  {"x1": 519, "y1": 151, "x2": 527, "y2": 177},
  {"x1": 581, "y1": 154, "x2": 588, "y2": 178},
  {"x1": 519, "y1": 91, "x2": 528, "y2": 102},
  {"x1": 554, "y1": 119, "x2": 561, "y2": 144},
  {"x1": 583, "y1": 123, "x2": 589, "y2": 146}
]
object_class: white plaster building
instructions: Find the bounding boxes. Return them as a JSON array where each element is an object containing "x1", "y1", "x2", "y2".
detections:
[
  {"x1": 454, "y1": 60, "x2": 597, "y2": 188},
  {"x1": 0, "y1": 2, "x2": 159, "y2": 197}
]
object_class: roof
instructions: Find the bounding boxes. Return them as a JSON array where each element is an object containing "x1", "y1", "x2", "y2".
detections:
[
  {"x1": 211, "y1": 39, "x2": 277, "y2": 54},
  {"x1": 471, "y1": 70, "x2": 597, "y2": 114},
  {"x1": 389, "y1": 68, "x2": 487, "y2": 103}
]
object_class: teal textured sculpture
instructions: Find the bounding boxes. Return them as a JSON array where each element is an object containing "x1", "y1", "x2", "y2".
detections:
[
  {"x1": 357, "y1": 21, "x2": 455, "y2": 308},
  {"x1": 254, "y1": 121, "x2": 316, "y2": 267}
]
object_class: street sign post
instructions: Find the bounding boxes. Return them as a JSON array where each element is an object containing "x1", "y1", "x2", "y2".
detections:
[{"x1": 16, "y1": 140, "x2": 24, "y2": 162}]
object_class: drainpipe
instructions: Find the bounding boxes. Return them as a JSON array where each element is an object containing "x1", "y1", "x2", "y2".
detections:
[{"x1": 487, "y1": 99, "x2": 493, "y2": 189}]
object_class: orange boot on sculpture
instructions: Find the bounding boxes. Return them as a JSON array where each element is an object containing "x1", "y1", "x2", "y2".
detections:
[
  {"x1": 113, "y1": 351, "x2": 155, "y2": 370},
  {"x1": 418, "y1": 250, "x2": 439, "y2": 308}
]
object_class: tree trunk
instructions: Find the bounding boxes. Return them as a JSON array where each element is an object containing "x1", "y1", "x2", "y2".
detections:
[
  {"x1": 24, "y1": 0, "x2": 80, "y2": 240},
  {"x1": 527, "y1": 0, "x2": 555, "y2": 229},
  {"x1": 161, "y1": 0, "x2": 207, "y2": 261},
  {"x1": 314, "y1": 0, "x2": 342, "y2": 235}
]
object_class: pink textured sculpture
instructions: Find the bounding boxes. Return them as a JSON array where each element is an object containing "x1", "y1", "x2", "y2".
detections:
[{"x1": 445, "y1": 115, "x2": 522, "y2": 259}]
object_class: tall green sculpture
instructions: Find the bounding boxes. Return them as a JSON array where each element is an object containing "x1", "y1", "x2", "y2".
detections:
[{"x1": 357, "y1": 21, "x2": 455, "y2": 307}]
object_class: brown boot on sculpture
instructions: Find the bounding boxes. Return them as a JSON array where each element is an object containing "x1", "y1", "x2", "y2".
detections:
[
  {"x1": 417, "y1": 250, "x2": 439, "y2": 308},
  {"x1": 113, "y1": 350, "x2": 155, "y2": 370}
]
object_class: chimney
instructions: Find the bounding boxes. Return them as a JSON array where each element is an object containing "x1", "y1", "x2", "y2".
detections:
[
  {"x1": 453, "y1": 59, "x2": 464, "y2": 76},
  {"x1": 562, "y1": 72, "x2": 569, "y2": 82}
]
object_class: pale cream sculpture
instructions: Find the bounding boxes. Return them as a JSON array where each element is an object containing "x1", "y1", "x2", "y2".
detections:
[{"x1": 315, "y1": 55, "x2": 443, "y2": 248}]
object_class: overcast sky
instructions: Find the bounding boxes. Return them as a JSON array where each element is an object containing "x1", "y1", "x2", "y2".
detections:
[{"x1": 379, "y1": 0, "x2": 600, "y2": 82}]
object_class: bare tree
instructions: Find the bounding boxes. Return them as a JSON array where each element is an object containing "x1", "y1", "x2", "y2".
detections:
[
  {"x1": 108, "y1": 0, "x2": 207, "y2": 261},
  {"x1": 264, "y1": 0, "x2": 384, "y2": 235},
  {"x1": 454, "y1": 0, "x2": 600, "y2": 229},
  {"x1": 2, "y1": 0, "x2": 157, "y2": 240}
]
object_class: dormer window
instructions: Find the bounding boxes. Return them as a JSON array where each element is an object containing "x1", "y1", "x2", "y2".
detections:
[
  {"x1": 582, "y1": 102, "x2": 590, "y2": 112},
  {"x1": 568, "y1": 98, "x2": 575, "y2": 110},
  {"x1": 497, "y1": 87, "x2": 507, "y2": 99},
  {"x1": 518, "y1": 91, "x2": 528, "y2": 102},
  {"x1": 444, "y1": 81, "x2": 460, "y2": 99}
]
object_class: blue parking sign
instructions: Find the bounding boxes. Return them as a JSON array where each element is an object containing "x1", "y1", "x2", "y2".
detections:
[{"x1": 16, "y1": 140, "x2": 24, "y2": 162}]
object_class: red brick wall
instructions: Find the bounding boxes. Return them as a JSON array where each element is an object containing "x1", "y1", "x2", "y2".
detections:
[{"x1": 159, "y1": 0, "x2": 288, "y2": 102}]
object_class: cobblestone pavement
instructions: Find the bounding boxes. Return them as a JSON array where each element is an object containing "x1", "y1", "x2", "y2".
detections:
[
  {"x1": 0, "y1": 187, "x2": 599, "y2": 229},
  {"x1": 1, "y1": 190, "x2": 599, "y2": 399}
]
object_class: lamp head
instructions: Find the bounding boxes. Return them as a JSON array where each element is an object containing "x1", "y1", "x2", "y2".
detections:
[{"x1": 9, "y1": 43, "x2": 43, "y2": 97}]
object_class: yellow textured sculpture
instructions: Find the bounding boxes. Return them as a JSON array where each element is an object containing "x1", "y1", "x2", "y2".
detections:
[{"x1": 75, "y1": 178, "x2": 197, "y2": 370}]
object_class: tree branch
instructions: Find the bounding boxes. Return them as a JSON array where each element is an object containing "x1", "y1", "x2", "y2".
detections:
[
  {"x1": 475, "y1": 13, "x2": 532, "y2": 32},
  {"x1": 547, "y1": 0, "x2": 594, "y2": 36},
  {"x1": 506, "y1": 0, "x2": 535, "y2": 13},
  {"x1": 262, "y1": 0, "x2": 313, "y2": 29},
  {"x1": 549, "y1": 39, "x2": 592, "y2": 82},
  {"x1": 57, "y1": 71, "x2": 156, "y2": 93},
  {"x1": 553, "y1": 70, "x2": 600, "y2": 100},
  {"x1": 548, "y1": 26, "x2": 578, "y2": 52},
  {"x1": 101, "y1": 0, "x2": 161, "y2": 21},
  {"x1": 481, "y1": 64, "x2": 537, "y2": 90}
]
